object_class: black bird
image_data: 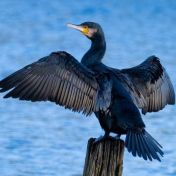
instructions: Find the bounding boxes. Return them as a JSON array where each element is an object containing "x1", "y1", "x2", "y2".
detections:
[{"x1": 0, "y1": 22, "x2": 175, "y2": 161}]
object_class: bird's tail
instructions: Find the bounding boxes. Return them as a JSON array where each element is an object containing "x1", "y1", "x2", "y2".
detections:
[{"x1": 125, "y1": 129, "x2": 164, "y2": 161}]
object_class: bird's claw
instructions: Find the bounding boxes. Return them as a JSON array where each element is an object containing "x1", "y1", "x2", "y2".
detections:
[
  {"x1": 93, "y1": 135, "x2": 107, "y2": 144},
  {"x1": 115, "y1": 134, "x2": 121, "y2": 140},
  {"x1": 93, "y1": 133, "x2": 121, "y2": 145}
]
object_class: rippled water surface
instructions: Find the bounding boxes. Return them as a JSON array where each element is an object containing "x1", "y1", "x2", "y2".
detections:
[{"x1": 0, "y1": 1, "x2": 176, "y2": 176}]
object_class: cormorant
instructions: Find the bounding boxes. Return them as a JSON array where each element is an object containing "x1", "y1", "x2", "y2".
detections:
[{"x1": 0, "y1": 22, "x2": 175, "y2": 161}]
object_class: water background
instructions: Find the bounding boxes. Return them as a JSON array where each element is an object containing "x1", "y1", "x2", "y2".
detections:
[{"x1": 0, "y1": 0, "x2": 176, "y2": 175}]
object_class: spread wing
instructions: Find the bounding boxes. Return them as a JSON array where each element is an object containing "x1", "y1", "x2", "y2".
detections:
[
  {"x1": 119, "y1": 56, "x2": 175, "y2": 114},
  {"x1": 0, "y1": 51, "x2": 112, "y2": 115}
]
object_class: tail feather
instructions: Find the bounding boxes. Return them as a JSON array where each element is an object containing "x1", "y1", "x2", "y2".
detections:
[
  {"x1": 131, "y1": 131, "x2": 137, "y2": 156},
  {"x1": 138, "y1": 133, "x2": 153, "y2": 161},
  {"x1": 141, "y1": 133, "x2": 159, "y2": 161},
  {"x1": 125, "y1": 129, "x2": 164, "y2": 161},
  {"x1": 145, "y1": 131, "x2": 163, "y2": 150},
  {"x1": 145, "y1": 132, "x2": 164, "y2": 156},
  {"x1": 136, "y1": 134, "x2": 147, "y2": 160},
  {"x1": 126, "y1": 130, "x2": 132, "y2": 152},
  {"x1": 133, "y1": 131, "x2": 139, "y2": 157}
]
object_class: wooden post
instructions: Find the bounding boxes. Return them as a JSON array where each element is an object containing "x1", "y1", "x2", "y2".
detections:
[{"x1": 83, "y1": 137, "x2": 125, "y2": 176}]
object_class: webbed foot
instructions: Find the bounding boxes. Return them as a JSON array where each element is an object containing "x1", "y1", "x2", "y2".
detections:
[
  {"x1": 94, "y1": 131, "x2": 111, "y2": 144},
  {"x1": 93, "y1": 132, "x2": 122, "y2": 144},
  {"x1": 115, "y1": 134, "x2": 121, "y2": 140}
]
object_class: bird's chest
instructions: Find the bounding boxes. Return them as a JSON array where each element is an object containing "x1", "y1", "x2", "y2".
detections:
[
  {"x1": 94, "y1": 94, "x2": 129, "y2": 134},
  {"x1": 95, "y1": 109, "x2": 127, "y2": 134}
]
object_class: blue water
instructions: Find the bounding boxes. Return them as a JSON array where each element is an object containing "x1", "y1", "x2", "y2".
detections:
[{"x1": 0, "y1": 0, "x2": 176, "y2": 175}]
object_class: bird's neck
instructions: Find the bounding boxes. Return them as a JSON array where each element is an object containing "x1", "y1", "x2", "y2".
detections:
[{"x1": 81, "y1": 36, "x2": 106, "y2": 66}]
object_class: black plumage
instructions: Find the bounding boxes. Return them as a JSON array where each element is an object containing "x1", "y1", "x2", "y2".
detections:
[{"x1": 0, "y1": 22, "x2": 175, "y2": 161}]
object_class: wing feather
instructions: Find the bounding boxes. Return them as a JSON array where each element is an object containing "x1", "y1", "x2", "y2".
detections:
[
  {"x1": 120, "y1": 56, "x2": 175, "y2": 114},
  {"x1": 0, "y1": 51, "x2": 112, "y2": 115}
]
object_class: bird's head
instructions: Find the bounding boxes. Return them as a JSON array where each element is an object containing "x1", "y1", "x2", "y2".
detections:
[{"x1": 67, "y1": 22, "x2": 104, "y2": 41}]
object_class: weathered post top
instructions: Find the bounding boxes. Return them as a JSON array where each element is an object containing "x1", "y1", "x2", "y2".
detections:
[{"x1": 83, "y1": 138, "x2": 125, "y2": 176}]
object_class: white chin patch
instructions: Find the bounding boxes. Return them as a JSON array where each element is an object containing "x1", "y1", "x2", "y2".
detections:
[{"x1": 87, "y1": 28, "x2": 97, "y2": 38}]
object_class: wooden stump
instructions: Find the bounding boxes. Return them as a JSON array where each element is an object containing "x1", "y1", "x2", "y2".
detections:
[{"x1": 83, "y1": 137, "x2": 125, "y2": 176}]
